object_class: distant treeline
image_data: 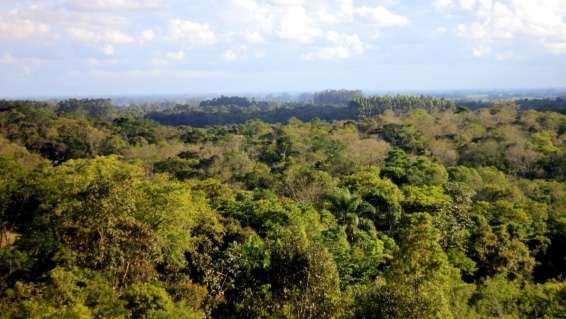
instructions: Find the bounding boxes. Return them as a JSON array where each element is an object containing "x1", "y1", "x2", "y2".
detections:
[
  {"x1": 2, "y1": 96, "x2": 565, "y2": 130},
  {"x1": 517, "y1": 98, "x2": 566, "y2": 112},
  {"x1": 148, "y1": 96, "x2": 566, "y2": 128},
  {"x1": 199, "y1": 95, "x2": 252, "y2": 108},
  {"x1": 458, "y1": 98, "x2": 566, "y2": 112},
  {"x1": 147, "y1": 103, "x2": 359, "y2": 127},
  {"x1": 146, "y1": 95, "x2": 457, "y2": 127},
  {"x1": 351, "y1": 95, "x2": 456, "y2": 118},
  {"x1": 313, "y1": 89, "x2": 363, "y2": 105}
]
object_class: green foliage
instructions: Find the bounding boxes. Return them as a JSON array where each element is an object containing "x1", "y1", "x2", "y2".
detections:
[
  {"x1": 1, "y1": 98, "x2": 565, "y2": 318},
  {"x1": 407, "y1": 156, "x2": 449, "y2": 186},
  {"x1": 381, "y1": 148, "x2": 411, "y2": 184},
  {"x1": 313, "y1": 89, "x2": 362, "y2": 106},
  {"x1": 402, "y1": 185, "x2": 452, "y2": 212},
  {"x1": 519, "y1": 281, "x2": 566, "y2": 318},
  {"x1": 57, "y1": 99, "x2": 114, "y2": 121},
  {"x1": 353, "y1": 95, "x2": 455, "y2": 118},
  {"x1": 353, "y1": 213, "x2": 460, "y2": 319}
]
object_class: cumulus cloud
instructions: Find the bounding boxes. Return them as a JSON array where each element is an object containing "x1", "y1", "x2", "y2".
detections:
[
  {"x1": 354, "y1": 6, "x2": 409, "y2": 27},
  {"x1": 276, "y1": 6, "x2": 321, "y2": 43},
  {"x1": 303, "y1": 31, "x2": 364, "y2": 60},
  {"x1": 433, "y1": 0, "x2": 454, "y2": 10},
  {"x1": 169, "y1": 19, "x2": 216, "y2": 47},
  {"x1": 0, "y1": 13, "x2": 50, "y2": 39},
  {"x1": 139, "y1": 29, "x2": 156, "y2": 43},
  {"x1": 224, "y1": 0, "x2": 408, "y2": 58},
  {"x1": 68, "y1": 0, "x2": 164, "y2": 10},
  {"x1": 244, "y1": 32, "x2": 264, "y2": 43},
  {"x1": 47, "y1": 6, "x2": 141, "y2": 55},
  {"x1": 0, "y1": 0, "x2": 410, "y2": 70},
  {"x1": 327, "y1": 31, "x2": 364, "y2": 54},
  {"x1": 223, "y1": 49, "x2": 238, "y2": 61},
  {"x1": 0, "y1": 2, "x2": 146, "y2": 62},
  {"x1": 102, "y1": 45, "x2": 115, "y2": 56},
  {"x1": 438, "y1": 0, "x2": 566, "y2": 56},
  {"x1": 544, "y1": 42, "x2": 566, "y2": 55},
  {"x1": 231, "y1": 0, "x2": 409, "y2": 36},
  {"x1": 0, "y1": 53, "x2": 16, "y2": 64},
  {"x1": 68, "y1": 27, "x2": 135, "y2": 45},
  {"x1": 459, "y1": 0, "x2": 477, "y2": 11},
  {"x1": 166, "y1": 50, "x2": 185, "y2": 60},
  {"x1": 222, "y1": 46, "x2": 250, "y2": 61},
  {"x1": 433, "y1": 0, "x2": 477, "y2": 10}
]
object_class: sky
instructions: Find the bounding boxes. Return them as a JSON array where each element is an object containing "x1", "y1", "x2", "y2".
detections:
[{"x1": 1, "y1": 0, "x2": 566, "y2": 97}]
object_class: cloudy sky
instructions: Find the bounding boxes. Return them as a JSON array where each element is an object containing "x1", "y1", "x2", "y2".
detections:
[{"x1": 1, "y1": 0, "x2": 566, "y2": 96}]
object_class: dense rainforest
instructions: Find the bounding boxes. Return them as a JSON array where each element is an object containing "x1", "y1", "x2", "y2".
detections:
[{"x1": 1, "y1": 96, "x2": 566, "y2": 318}]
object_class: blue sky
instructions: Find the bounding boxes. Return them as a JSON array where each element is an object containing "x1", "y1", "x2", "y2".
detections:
[{"x1": 1, "y1": 0, "x2": 565, "y2": 97}]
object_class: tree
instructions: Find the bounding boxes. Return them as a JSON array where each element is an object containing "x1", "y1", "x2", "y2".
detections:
[
  {"x1": 213, "y1": 227, "x2": 341, "y2": 318},
  {"x1": 406, "y1": 156, "x2": 449, "y2": 186},
  {"x1": 281, "y1": 164, "x2": 336, "y2": 205},
  {"x1": 381, "y1": 148, "x2": 411, "y2": 184},
  {"x1": 354, "y1": 213, "x2": 460, "y2": 319},
  {"x1": 8, "y1": 156, "x2": 207, "y2": 285},
  {"x1": 0, "y1": 156, "x2": 27, "y2": 248}
]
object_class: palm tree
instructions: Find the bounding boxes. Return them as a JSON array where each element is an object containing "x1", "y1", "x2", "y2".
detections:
[
  {"x1": 326, "y1": 189, "x2": 376, "y2": 241},
  {"x1": 326, "y1": 189, "x2": 361, "y2": 223}
]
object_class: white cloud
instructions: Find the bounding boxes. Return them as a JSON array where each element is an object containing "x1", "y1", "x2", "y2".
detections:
[
  {"x1": 227, "y1": 0, "x2": 407, "y2": 49},
  {"x1": 0, "y1": 0, "x2": 410, "y2": 69},
  {"x1": 169, "y1": 19, "x2": 216, "y2": 46},
  {"x1": 303, "y1": 31, "x2": 364, "y2": 60},
  {"x1": 276, "y1": 6, "x2": 321, "y2": 43},
  {"x1": 434, "y1": 0, "x2": 477, "y2": 10},
  {"x1": 544, "y1": 42, "x2": 566, "y2": 55},
  {"x1": 327, "y1": 31, "x2": 364, "y2": 55},
  {"x1": 0, "y1": 16, "x2": 50, "y2": 39},
  {"x1": 229, "y1": 0, "x2": 275, "y2": 34},
  {"x1": 315, "y1": 0, "x2": 354, "y2": 24},
  {"x1": 166, "y1": 50, "x2": 185, "y2": 60},
  {"x1": 433, "y1": 0, "x2": 454, "y2": 9},
  {"x1": 68, "y1": 27, "x2": 135, "y2": 45},
  {"x1": 459, "y1": 0, "x2": 477, "y2": 11},
  {"x1": 223, "y1": 49, "x2": 238, "y2": 61},
  {"x1": 439, "y1": 0, "x2": 566, "y2": 56},
  {"x1": 139, "y1": 29, "x2": 156, "y2": 43},
  {"x1": 102, "y1": 45, "x2": 115, "y2": 56},
  {"x1": 0, "y1": 3, "x2": 142, "y2": 60},
  {"x1": 232, "y1": 0, "x2": 261, "y2": 11},
  {"x1": 68, "y1": 0, "x2": 163, "y2": 10},
  {"x1": 0, "y1": 53, "x2": 16, "y2": 64},
  {"x1": 354, "y1": 6, "x2": 409, "y2": 27},
  {"x1": 244, "y1": 32, "x2": 264, "y2": 43},
  {"x1": 65, "y1": 18, "x2": 137, "y2": 55},
  {"x1": 222, "y1": 45, "x2": 249, "y2": 61},
  {"x1": 472, "y1": 46, "x2": 490, "y2": 57}
]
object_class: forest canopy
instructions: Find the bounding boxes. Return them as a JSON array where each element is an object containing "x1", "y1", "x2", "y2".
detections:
[{"x1": 1, "y1": 96, "x2": 565, "y2": 318}]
